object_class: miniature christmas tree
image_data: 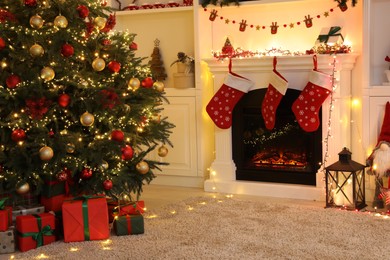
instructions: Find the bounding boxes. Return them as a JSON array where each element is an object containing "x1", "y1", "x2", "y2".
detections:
[
  {"x1": 149, "y1": 39, "x2": 167, "y2": 82},
  {"x1": 0, "y1": 0, "x2": 174, "y2": 201}
]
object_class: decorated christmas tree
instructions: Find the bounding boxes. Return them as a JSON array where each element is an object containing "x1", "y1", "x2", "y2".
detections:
[{"x1": 0, "y1": 0, "x2": 174, "y2": 202}]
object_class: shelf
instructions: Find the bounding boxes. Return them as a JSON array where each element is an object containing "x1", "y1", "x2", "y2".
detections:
[{"x1": 112, "y1": 6, "x2": 193, "y2": 15}]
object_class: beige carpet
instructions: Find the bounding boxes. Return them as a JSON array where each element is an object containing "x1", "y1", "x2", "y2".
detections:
[{"x1": 8, "y1": 196, "x2": 390, "y2": 260}]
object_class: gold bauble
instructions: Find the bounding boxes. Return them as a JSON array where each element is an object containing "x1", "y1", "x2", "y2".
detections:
[
  {"x1": 124, "y1": 104, "x2": 131, "y2": 113},
  {"x1": 99, "y1": 160, "x2": 109, "y2": 171},
  {"x1": 128, "y1": 78, "x2": 140, "y2": 91},
  {"x1": 136, "y1": 161, "x2": 149, "y2": 174},
  {"x1": 16, "y1": 181, "x2": 30, "y2": 195},
  {"x1": 80, "y1": 111, "x2": 95, "y2": 126},
  {"x1": 92, "y1": 57, "x2": 105, "y2": 72},
  {"x1": 153, "y1": 81, "x2": 165, "y2": 92},
  {"x1": 30, "y1": 15, "x2": 44, "y2": 29},
  {"x1": 29, "y1": 44, "x2": 44, "y2": 57},
  {"x1": 39, "y1": 146, "x2": 54, "y2": 161},
  {"x1": 40, "y1": 67, "x2": 55, "y2": 81},
  {"x1": 157, "y1": 145, "x2": 169, "y2": 157},
  {"x1": 94, "y1": 16, "x2": 107, "y2": 30},
  {"x1": 54, "y1": 15, "x2": 68, "y2": 28},
  {"x1": 66, "y1": 143, "x2": 75, "y2": 153}
]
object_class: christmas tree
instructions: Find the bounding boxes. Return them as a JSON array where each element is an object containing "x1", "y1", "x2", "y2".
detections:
[{"x1": 0, "y1": 0, "x2": 174, "y2": 201}]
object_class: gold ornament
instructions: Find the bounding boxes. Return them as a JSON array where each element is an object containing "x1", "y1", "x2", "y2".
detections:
[
  {"x1": 128, "y1": 78, "x2": 140, "y2": 91},
  {"x1": 30, "y1": 15, "x2": 44, "y2": 29},
  {"x1": 99, "y1": 160, "x2": 109, "y2": 171},
  {"x1": 92, "y1": 57, "x2": 105, "y2": 71},
  {"x1": 16, "y1": 181, "x2": 30, "y2": 195},
  {"x1": 158, "y1": 145, "x2": 169, "y2": 157},
  {"x1": 39, "y1": 146, "x2": 54, "y2": 161},
  {"x1": 153, "y1": 81, "x2": 165, "y2": 92},
  {"x1": 80, "y1": 111, "x2": 95, "y2": 126},
  {"x1": 29, "y1": 44, "x2": 44, "y2": 57},
  {"x1": 124, "y1": 104, "x2": 131, "y2": 113},
  {"x1": 54, "y1": 15, "x2": 68, "y2": 28},
  {"x1": 66, "y1": 143, "x2": 75, "y2": 153},
  {"x1": 94, "y1": 16, "x2": 107, "y2": 30},
  {"x1": 40, "y1": 67, "x2": 55, "y2": 81},
  {"x1": 136, "y1": 161, "x2": 149, "y2": 174}
]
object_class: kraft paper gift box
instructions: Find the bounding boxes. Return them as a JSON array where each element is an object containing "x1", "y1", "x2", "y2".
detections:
[
  {"x1": 12, "y1": 205, "x2": 45, "y2": 222},
  {"x1": 62, "y1": 196, "x2": 109, "y2": 242},
  {"x1": 113, "y1": 214, "x2": 144, "y2": 236},
  {"x1": 16, "y1": 213, "x2": 56, "y2": 252},
  {"x1": 0, "y1": 227, "x2": 15, "y2": 254},
  {"x1": 0, "y1": 198, "x2": 12, "y2": 231},
  {"x1": 315, "y1": 26, "x2": 344, "y2": 46}
]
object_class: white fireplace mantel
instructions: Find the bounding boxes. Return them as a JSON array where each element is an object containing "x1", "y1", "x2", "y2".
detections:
[{"x1": 203, "y1": 54, "x2": 359, "y2": 201}]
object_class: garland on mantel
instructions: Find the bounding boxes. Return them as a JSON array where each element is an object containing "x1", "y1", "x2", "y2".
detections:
[
  {"x1": 202, "y1": 0, "x2": 357, "y2": 8},
  {"x1": 205, "y1": 0, "x2": 357, "y2": 34}
]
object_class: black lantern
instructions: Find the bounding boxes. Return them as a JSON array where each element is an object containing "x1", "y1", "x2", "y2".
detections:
[{"x1": 325, "y1": 147, "x2": 366, "y2": 210}]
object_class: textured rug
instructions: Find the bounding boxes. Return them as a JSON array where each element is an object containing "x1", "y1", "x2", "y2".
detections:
[{"x1": 7, "y1": 196, "x2": 390, "y2": 260}]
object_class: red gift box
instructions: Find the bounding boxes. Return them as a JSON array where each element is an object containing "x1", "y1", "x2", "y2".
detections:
[
  {"x1": 40, "y1": 194, "x2": 67, "y2": 212},
  {"x1": 0, "y1": 198, "x2": 12, "y2": 231},
  {"x1": 62, "y1": 196, "x2": 109, "y2": 242},
  {"x1": 16, "y1": 213, "x2": 56, "y2": 252}
]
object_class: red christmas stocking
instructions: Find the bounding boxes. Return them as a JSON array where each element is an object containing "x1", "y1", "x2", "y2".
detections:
[
  {"x1": 261, "y1": 56, "x2": 288, "y2": 130},
  {"x1": 292, "y1": 55, "x2": 332, "y2": 132},
  {"x1": 206, "y1": 60, "x2": 254, "y2": 129}
]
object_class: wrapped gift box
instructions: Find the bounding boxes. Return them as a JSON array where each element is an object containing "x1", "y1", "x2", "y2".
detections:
[
  {"x1": 0, "y1": 227, "x2": 15, "y2": 254},
  {"x1": 16, "y1": 213, "x2": 56, "y2": 252},
  {"x1": 113, "y1": 214, "x2": 144, "y2": 236},
  {"x1": 40, "y1": 194, "x2": 67, "y2": 212},
  {"x1": 41, "y1": 175, "x2": 66, "y2": 198},
  {"x1": 62, "y1": 196, "x2": 109, "y2": 242},
  {"x1": 109, "y1": 200, "x2": 145, "y2": 222},
  {"x1": 0, "y1": 198, "x2": 12, "y2": 231},
  {"x1": 12, "y1": 205, "x2": 45, "y2": 222},
  {"x1": 315, "y1": 26, "x2": 344, "y2": 46}
]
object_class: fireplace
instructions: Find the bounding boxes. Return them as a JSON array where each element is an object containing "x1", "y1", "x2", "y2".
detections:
[
  {"x1": 203, "y1": 55, "x2": 358, "y2": 200},
  {"x1": 232, "y1": 88, "x2": 322, "y2": 186}
]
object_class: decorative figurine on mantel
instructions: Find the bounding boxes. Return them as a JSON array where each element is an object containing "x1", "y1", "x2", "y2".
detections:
[{"x1": 170, "y1": 52, "x2": 195, "y2": 88}]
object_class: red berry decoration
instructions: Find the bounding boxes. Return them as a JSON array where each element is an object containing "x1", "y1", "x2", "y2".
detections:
[
  {"x1": 61, "y1": 43, "x2": 74, "y2": 57},
  {"x1": 111, "y1": 130, "x2": 124, "y2": 142},
  {"x1": 57, "y1": 169, "x2": 68, "y2": 182},
  {"x1": 77, "y1": 5, "x2": 89, "y2": 19},
  {"x1": 103, "y1": 179, "x2": 113, "y2": 190},
  {"x1": 141, "y1": 77, "x2": 154, "y2": 88},
  {"x1": 58, "y1": 93, "x2": 71, "y2": 108},
  {"x1": 0, "y1": 38, "x2": 5, "y2": 51},
  {"x1": 130, "y1": 42, "x2": 138, "y2": 50},
  {"x1": 121, "y1": 145, "x2": 134, "y2": 160},
  {"x1": 80, "y1": 168, "x2": 93, "y2": 179},
  {"x1": 6, "y1": 74, "x2": 21, "y2": 89},
  {"x1": 11, "y1": 129, "x2": 26, "y2": 142},
  {"x1": 107, "y1": 60, "x2": 121, "y2": 73}
]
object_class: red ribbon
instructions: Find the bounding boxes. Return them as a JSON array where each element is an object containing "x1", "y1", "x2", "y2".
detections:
[{"x1": 126, "y1": 215, "x2": 132, "y2": 234}]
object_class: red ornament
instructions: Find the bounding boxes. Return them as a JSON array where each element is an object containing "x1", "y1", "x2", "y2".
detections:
[
  {"x1": 130, "y1": 42, "x2": 138, "y2": 50},
  {"x1": 57, "y1": 170, "x2": 68, "y2": 182},
  {"x1": 103, "y1": 179, "x2": 113, "y2": 190},
  {"x1": 77, "y1": 5, "x2": 89, "y2": 19},
  {"x1": 80, "y1": 168, "x2": 93, "y2": 179},
  {"x1": 11, "y1": 129, "x2": 26, "y2": 142},
  {"x1": 121, "y1": 145, "x2": 134, "y2": 160},
  {"x1": 58, "y1": 93, "x2": 71, "y2": 108},
  {"x1": 141, "y1": 77, "x2": 154, "y2": 88},
  {"x1": 111, "y1": 130, "x2": 124, "y2": 142},
  {"x1": 49, "y1": 130, "x2": 55, "y2": 137},
  {"x1": 61, "y1": 43, "x2": 74, "y2": 57},
  {"x1": 107, "y1": 60, "x2": 121, "y2": 73},
  {"x1": 24, "y1": 0, "x2": 37, "y2": 6},
  {"x1": 101, "y1": 39, "x2": 111, "y2": 46},
  {"x1": 0, "y1": 37, "x2": 5, "y2": 50},
  {"x1": 6, "y1": 74, "x2": 21, "y2": 89}
]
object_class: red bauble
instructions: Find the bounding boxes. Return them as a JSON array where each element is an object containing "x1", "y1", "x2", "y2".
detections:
[
  {"x1": 141, "y1": 77, "x2": 154, "y2": 88},
  {"x1": 6, "y1": 74, "x2": 21, "y2": 89},
  {"x1": 0, "y1": 38, "x2": 5, "y2": 51},
  {"x1": 58, "y1": 93, "x2": 71, "y2": 108},
  {"x1": 103, "y1": 179, "x2": 113, "y2": 190},
  {"x1": 11, "y1": 129, "x2": 26, "y2": 142},
  {"x1": 107, "y1": 61, "x2": 121, "y2": 73},
  {"x1": 77, "y1": 5, "x2": 89, "y2": 19},
  {"x1": 121, "y1": 145, "x2": 134, "y2": 160},
  {"x1": 24, "y1": 0, "x2": 37, "y2": 6},
  {"x1": 61, "y1": 43, "x2": 74, "y2": 57},
  {"x1": 101, "y1": 39, "x2": 111, "y2": 46},
  {"x1": 130, "y1": 42, "x2": 138, "y2": 50},
  {"x1": 57, "y1": 170, "x2": 68, "y2": 182},
  {"x1": 80, "y1": 168, "x2": 93, "y2": 179},
  {"x1": 111, "y1": 130, "x2": 124, "y2": 142}
]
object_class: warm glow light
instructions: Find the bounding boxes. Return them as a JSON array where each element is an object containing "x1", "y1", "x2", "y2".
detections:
[
  {"x1": 146, "y1": 214, "x2": 157, "y2": 219},
  {"x1": 352, "y1": 98, "x2": 360, "y2": 107},
  {"x1": 70, "y1": 247, "x2": 79, "y2": 252},
  {"x1": 188, "y1": 206, "x2": 194, "y2": 211},
  {"x1": 37, "y1": 253, "x2": 49, "y2": 259},
  {"x1": 170, "y1": 210, "x2": 176, "y2": 214}
]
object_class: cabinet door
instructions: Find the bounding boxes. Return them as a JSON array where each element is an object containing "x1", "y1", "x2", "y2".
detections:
[{"x1": 153, "y1": 96, "x2": 197, "y2": 177}]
